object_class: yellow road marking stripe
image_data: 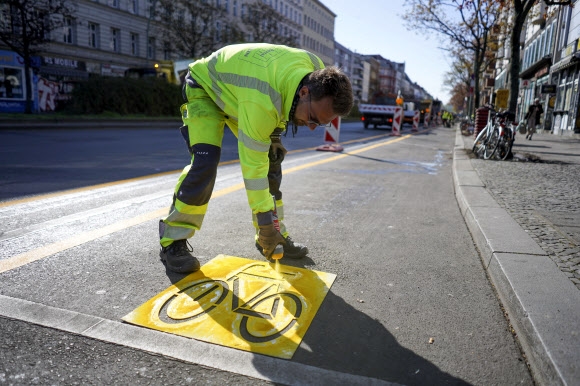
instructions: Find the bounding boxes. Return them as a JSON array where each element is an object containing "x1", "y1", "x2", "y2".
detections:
[
  {"x1": 0, "y1": 132, "x2": 397, "y2": 209},
  {"x1": 0, "y1": 135, "x2": 410, "y2": 273}
]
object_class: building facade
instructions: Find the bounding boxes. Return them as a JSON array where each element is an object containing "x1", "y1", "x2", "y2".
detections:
[
  {"x1": 493, "y1": 1, "x2": 579, "y2": 136},
  {"x1": 2, "y1": 0, "x2": 435, "y2": 114},
  {"x1": 549, "y1": 2, "x2": 580, "y2": 135}
]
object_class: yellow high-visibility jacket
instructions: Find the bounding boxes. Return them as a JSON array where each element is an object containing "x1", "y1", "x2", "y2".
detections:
[{"x1": 188, "y1": 43, "x2": 324, "y2": 215}]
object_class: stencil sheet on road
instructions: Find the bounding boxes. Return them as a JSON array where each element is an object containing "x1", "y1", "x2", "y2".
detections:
[{"x1": 123, "y1": 255, "x2": 335, "y2": 359}]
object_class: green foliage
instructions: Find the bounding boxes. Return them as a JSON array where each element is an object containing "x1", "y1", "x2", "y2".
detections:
[{"x1": 65, "y1": 77, "x2": 182, "y2": 117}]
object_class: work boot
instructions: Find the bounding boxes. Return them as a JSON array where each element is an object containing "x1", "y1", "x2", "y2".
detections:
[
  {"x1": 160, "y1": 239, "x2": 200, "y2": 273},
  {"x1": 255, "y1": 236, "x2": 309, "y2": 260}
]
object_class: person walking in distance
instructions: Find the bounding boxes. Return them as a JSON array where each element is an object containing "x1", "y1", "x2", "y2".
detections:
[
  {"x1": 158, "y1": 43, "x2": 354, "y2": 273},
  {"x1": 525, "y1": 98, "x2": 544, "y2": 140}
]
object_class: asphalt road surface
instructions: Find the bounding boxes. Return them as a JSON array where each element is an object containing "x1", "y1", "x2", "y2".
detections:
[{"x1": 0, "y1": 123, "x2": 533, "y2": 385}]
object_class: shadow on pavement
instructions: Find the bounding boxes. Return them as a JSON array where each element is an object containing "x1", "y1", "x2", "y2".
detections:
[{"x1": 253, "y1": 290, "x2": 471, "y2": 385}]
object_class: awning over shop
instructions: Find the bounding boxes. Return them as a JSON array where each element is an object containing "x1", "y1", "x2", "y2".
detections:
[
  {"x1": 550, "y1": 53, "x2": 580, "y2": 74},
  {"x1": 39, "y1": 66, "x2": 89, "y2": 79},
  {"x1": 519, "y1": 55, "x2": 552, "y2": 79}
]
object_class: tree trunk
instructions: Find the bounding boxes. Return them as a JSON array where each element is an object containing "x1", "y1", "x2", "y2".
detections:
[
  {"x1": 473, "y1": 59, "x2": 481, "y2": 109},
  {"x1": 508, "y1": 17, "x2": 523, "y2": 114}
]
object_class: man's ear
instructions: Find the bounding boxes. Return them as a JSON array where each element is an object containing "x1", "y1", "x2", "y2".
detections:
[{"x1": 298, "y1": 85, "x2": 309, "y2": 98}]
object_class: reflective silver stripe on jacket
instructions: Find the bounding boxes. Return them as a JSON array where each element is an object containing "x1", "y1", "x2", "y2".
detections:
[
  {"x1": 238, "y1": 129, "x2": 271, "y2": 152},
  {"x1": 307, "y1": 51, "x2": 322, "y2": 70}
]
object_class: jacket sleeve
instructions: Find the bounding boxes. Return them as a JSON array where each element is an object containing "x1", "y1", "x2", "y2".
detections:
[{"x1": 237, "y1": 100, "x2": 279, "y2": 214}]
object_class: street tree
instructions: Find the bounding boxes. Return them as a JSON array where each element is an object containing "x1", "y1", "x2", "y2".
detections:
[
  {"x1": 0, "y1": 0, "x2": 74, "y2": 113},
  {"x1": 241, "y1": 2, "x2": 299, "y2": 47},
  {"x1": 449, "y1": 81, "x2": 471, "y2": 112},
  {"x1": 156, "y1": 0, "x2": 242, "y2": 60},
  {"x1": 403, "y1": 0, "x2": 503, "y2": 112},
  {"x1": 443, "y1": 46, "x2": 473, "y2": 111}
]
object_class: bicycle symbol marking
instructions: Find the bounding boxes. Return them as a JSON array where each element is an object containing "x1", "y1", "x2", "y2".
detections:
[
  {"x1": 157, "y1": 262, "x2": 303, "y2": 344},
  {"x1": 123, "y1": 255, "x2": 336, "y2": 359},
  {"x1": 159, "y1": 279, "x2": 229, "y2": 323}
]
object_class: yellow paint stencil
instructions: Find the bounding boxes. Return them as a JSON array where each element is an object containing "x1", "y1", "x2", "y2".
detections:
[{"x1": 123, "y1": 255, "x2": 336, "y2": 359}]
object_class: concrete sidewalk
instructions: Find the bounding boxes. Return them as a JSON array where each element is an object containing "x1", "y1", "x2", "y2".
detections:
[{"x1": 452, "y1": 129, "x2": 580, "y2": 385}]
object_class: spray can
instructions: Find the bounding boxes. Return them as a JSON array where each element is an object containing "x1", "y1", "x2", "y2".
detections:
[{"x1": 271, "y1": 195, "x2": 284, "y2": 260}]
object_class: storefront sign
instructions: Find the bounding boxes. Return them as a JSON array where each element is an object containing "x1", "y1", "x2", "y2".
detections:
[
  {"x1": 495, "y1": 89, "x2": 509, "y2": 109},
  {"x1": 561, "y1": 39, "x2": 578, "y2": 59},
  {"x1": 41, "y1": 56, "x2": 86, "y2": 71},
  {"x1": 541, "y1": 84, "x2": 556, "y2": 94}
]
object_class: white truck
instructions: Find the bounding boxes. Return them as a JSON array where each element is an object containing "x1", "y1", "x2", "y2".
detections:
[{"x1": 359, "y1": 101, "x2": 416, "y2": 129}]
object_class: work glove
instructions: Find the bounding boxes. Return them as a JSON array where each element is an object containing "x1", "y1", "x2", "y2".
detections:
[
  {"x1": 268, "y1": 133, "x2": 287, "y2": 166},
  {"x1": 258, "y1": 222, "x2": 286, "y2": 258}
]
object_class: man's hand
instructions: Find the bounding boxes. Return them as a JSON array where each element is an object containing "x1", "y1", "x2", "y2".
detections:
[
  {"x1": 269, "y1": 135, "x2": 287, "y2": 166},
  {"x1": 258, "y1": 223, "x2": 286, "y2": 258}
]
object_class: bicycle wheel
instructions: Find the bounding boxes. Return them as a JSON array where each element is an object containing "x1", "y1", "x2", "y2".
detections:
[
  {"x1": 498, "y1": 131, "x2": 513, "y2": 161},
  {"x1": 483, "y1": 127, "x2": 500, "y2": 160},
  {"x1": 238, "y1": 292, "x2": 303, "y2": 343},
  {"x1": 472, "y1": 128, "x2": 488, "y2": 158},
  {"x1": 158, "y1": 279, "x2": 229, "y2": 324}
]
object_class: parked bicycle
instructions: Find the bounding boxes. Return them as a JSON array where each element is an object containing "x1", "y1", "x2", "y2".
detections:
[
  {"x1": 472, "y1": 108, "x2": 497, "y2": 159},
  {"x1": 472, "y1": 108, "x2": 517, "y2": 161},
  {"x1": 460, "y1": 117, "x2": 474, "y2": 135}
]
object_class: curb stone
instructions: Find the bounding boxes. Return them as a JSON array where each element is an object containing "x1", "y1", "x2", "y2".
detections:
[{"x1": 452, "y1": 128, "x2": 580, "y2": 386}]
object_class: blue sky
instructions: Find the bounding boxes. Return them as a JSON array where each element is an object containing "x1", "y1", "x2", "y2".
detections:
[{"x1": 327, "y1": 0, "x2": 452, "y2": 103}]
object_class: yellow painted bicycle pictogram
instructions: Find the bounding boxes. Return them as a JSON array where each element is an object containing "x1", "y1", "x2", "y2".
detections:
[
  {"x1": 123, "y1": 255, "x2": 336, "y2": 359},
  {"x1": 157, "y1": 262, "x2": 303, "y2": 343}
]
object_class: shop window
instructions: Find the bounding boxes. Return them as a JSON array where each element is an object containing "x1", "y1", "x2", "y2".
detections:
[
  {"x1": 564, "y1": 78, "x2": 574, "y2": 111},
  {"x1": 555, "y1": 77, "x2": 566, "y2": 110},
  {"x1": 0, "y1": 66, "x2": 24, "y2": 100}
]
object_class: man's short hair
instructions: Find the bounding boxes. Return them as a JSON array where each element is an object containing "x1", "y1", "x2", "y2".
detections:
[{"x1": 304, "y1": 66, "x2": 354, "y2": 116}]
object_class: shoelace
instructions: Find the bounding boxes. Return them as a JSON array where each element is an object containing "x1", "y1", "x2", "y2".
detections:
[
  {"x1": 284, "y1": 236, "x2": 295, "y2": 248},
  {"x1": 171, "y1": 240, "x2": 193, "y2": 254}
]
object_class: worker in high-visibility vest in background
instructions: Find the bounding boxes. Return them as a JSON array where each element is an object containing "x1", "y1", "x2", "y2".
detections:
[{"x1": 158, "y1": 43, "x2": 354, "y2": 273}]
